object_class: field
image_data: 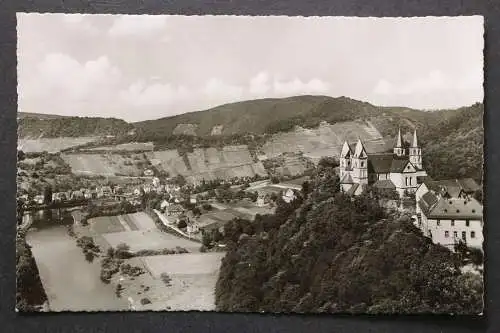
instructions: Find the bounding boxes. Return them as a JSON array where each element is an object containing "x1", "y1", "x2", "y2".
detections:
[
  {"x1": 83, "y1": 211, "x2": 223, "y2": 311},
  {"x1": 90, "y1": 212, "x2": 201, "y2": 252},
  {"x1": 61, "y1": 153, "x2": 149, "y2": 176},
  {"x1": 261, "y1": 120, "x2": 390, "y2": 160},
  {"x1": 103, "y1": 230, "x2": 201, "y2": 252},
  {"x1": 118, "y1": 253, "x2": 225, "y2": 311},
  {"x1": 18, "y1": 137, "x2": 98, "y2": 153}
]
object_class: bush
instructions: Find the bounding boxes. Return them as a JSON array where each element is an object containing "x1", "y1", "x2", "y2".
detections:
[
  {"x1": 177, "y1": 220, "x2": 187, "y2": 229},
  {"x1": 140, "y1": 298, "x2": 151, "y2": 305}
]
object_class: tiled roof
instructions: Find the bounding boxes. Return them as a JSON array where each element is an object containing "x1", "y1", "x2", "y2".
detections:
[
  {"x1": 424, "y1": 178, "x2": 481, "y2": 197},
  {"x1": 390, "y1": 159, "x2": 411, "y2": 173},
  {"x1": 428, "y1": 197, "x2": 482, "y2": 220},
  {"x1": 368, "y1": 154, "x2": 393, "y2": 173},
  {"x1": 419, "y1": 191, "x2": 483, "y2": 220}
]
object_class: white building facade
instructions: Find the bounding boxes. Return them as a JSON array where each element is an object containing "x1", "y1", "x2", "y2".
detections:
[{"x1": 340, "y1": 129, "x2": 427, "y2": 196}]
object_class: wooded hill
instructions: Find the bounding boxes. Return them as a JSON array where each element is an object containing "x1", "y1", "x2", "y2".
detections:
[
  {"x1": 215, "y1": 162, "x2": 484, "y2": 314},
  {"x1": 18, "y1": 116, "x2": 133, "y2": 138},
  {"x1": 133, "y1": 95, "x2": 444, "y2": 138}
]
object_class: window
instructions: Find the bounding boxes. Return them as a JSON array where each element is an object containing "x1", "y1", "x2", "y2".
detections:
[
  {"x1": 471, "y1": 231, "x2": 476, "y2": 239},
  {"x1": 466, "y1": 220, "x2": 470, "y2": 227},
  {"x1": 453, "y1": 231, "x2": 458, "y2": 238},
  {"x1": 451, "y1": 220, "x2": 455, "y2": 226},
  {"x1": 462, "y1": 231, "x2": 466, "y2": 241},
  {"x1": 361, "y1": 161, "x2": 364, "y2": 167},
  {"x1": 445, "y1": 231, "x2": 449, "y2": 238}
]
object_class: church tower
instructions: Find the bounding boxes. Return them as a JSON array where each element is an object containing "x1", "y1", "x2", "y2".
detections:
[
  {"x1": 339, "y1": 141, "x2": 352, "y2": 179},
  {"x1": 393, "y1": 128, "x2": 405, "y2": 157},
  {"x1": 409, "y1": 129, "x2": 422, "y2": 169},
  {"x1": 352, "y1": 139, "x2": 368, "y2": 185}
]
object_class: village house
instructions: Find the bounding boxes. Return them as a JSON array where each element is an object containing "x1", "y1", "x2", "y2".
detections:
[
  {"x1": 339, "y1": 129, "x2": 427, "y2": 197},
  {"x1": 70, "y1": 190, "x2": 84, "y2": 200},
  {"x1": 282, "y1": 188, "x2": 297, "y2": 203},
  {"x1": 186, "y1": 220, "x2": 200, "y2": 234},
  {"x1": 256, "y1": 193, "x2": 270, "y2": 207},
  {"x1": 152, "y1": 177, "x2": 161, "y2": 187},
  {"x1": 34, "y1": 194, "x2": 44, "y2": 204},
  {"x1": 415, "y1": 178, "x2": 483, "y2": 251},
  {"x1": 165, "y1": 204, "x2": 184, "y2": 217}
]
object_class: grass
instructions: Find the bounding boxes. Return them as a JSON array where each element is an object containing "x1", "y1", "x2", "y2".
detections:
[{"x1": 90, "y1": 216, "x2": 125, "y2": 234}]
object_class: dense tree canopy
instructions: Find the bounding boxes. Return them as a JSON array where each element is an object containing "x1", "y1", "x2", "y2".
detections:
[{"x1": 215, "y1": 163, "x2": 483, "y2": 314}]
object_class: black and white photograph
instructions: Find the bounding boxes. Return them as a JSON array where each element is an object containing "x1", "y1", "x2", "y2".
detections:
[{"x1": 16, "y1": 13, "x2": 484, "y2": 314}]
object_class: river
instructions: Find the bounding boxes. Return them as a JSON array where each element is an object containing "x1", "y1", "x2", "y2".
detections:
[{"x1": 26, "y1": 225, "x2": 129, "y2": 311}]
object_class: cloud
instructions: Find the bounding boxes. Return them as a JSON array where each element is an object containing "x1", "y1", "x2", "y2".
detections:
[
  {"x1": 371, "y1": 69, "x2": 483, "y2": 108},
  {"x1": 61, "y1": 14, "x2": 99, "y2": 34},
  {"x1": 120, "y1": 80, "x2": 190, "y2": 107},
  {"x1": 202, "y1": 78, "x2": 244, "y2": 102},
  {"x1": 108, "y1": 15, "x2": 167, "y2": 37},
  {"x1": 249, "y1": 72, "x2": 330, "y2": 98},
  {"x1": 19, "y1": 53, "x2": 122, "y2": 116},
  {"x1": 273, "y1": 77, "x2": 330, "y2": 96},
  {"x1": 249, "y1": 71, "x2": 271, "y2": 95},
  {"x1": 374, "y1": 70, "x2": 448, "y2": 96}
]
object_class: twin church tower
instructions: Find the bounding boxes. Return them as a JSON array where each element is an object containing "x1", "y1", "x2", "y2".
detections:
[{"x1": 339, "y1": 128, "x2": 426, "y2": 196}]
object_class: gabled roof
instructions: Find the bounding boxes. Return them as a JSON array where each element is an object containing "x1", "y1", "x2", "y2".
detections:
[
  {"x1": 368, "y1": 154, "x2": 393, "y2": 173},
  {"x1": 418, "y1": 191, "x2": 482, "y2": 220},
  {"x1": 424, "y1": 178, "x2": 481, "y2": 198},
  {"x1": 340, "y1": 141, "x2": 352, "y2": 158},
  {"x1": 340, "y1": 173, "x2": 354, "y2": 184},
  {"x1": 353, "y1": 139, "x2": 367, "y2": 158},
  {"x1": 391, "y1": 159, "x2": 414, "y2": 173},
  {"x1": 457, "y1": 178, "x2": 481, "y2": 192},
  {"x1": 346, "y1": 183, "x2": 360, "y2": 196},
  {"x1": 373, "y1": 179, "x2": 396, "y2": 189}
]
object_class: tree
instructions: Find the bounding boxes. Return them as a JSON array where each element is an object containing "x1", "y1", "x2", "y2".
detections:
[
  {"x1": 17, "y1": 150, "x2": 25, "y2": 161},
  {"x1": 177, "y1": 219, "x2": 187, "y2": 229},
  {"x1": 43, "y1": 186, "x2": 53, "y2": 205}
]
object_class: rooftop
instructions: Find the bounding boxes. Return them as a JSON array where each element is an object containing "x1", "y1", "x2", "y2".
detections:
[{"x1": 419, "y1": 191, "x2": 483, "y2": 220}]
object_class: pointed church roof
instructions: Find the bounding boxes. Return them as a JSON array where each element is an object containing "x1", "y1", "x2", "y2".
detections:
[
  {"x1": 340, "y1": 141, "x2": 352, "y2": 158},
  {"x1": 411, "y1": 129, "x2": 418, "y2": 147},
  {"x1": 353, "y1": 139, "x2": 367, "y2": 158},
  {"x1": 394, "y1": 128, "x2": 403, "y2": 148}
]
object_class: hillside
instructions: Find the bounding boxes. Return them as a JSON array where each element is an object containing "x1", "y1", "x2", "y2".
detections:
[
  {"x1": 215, "y1": 163, "x2": 484, "y2": 314},
  {"x1": 420, "y1": 103, "x2": 483, "y2": 182},
  {"x1": 133, "y1": 95, "x2": 441, "y2": 138},
  {"x1": 17, "y1": 112, "x2": 69, "y2": 120},
  {"x1": 18, "y1": 116, "x2": 133, "y2": 139}
]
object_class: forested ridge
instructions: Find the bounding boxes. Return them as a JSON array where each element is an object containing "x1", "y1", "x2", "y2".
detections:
[
  {"x1": 215, "y1": 162, "x2": 483, "y2": 314},
  {"x1": 18, "y1": 116, "x2": 133, "y2": 138}
]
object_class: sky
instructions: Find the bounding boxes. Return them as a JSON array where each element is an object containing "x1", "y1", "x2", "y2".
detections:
[{"x1": 17, "y1": 14, "x2": 484, "y2": 122}]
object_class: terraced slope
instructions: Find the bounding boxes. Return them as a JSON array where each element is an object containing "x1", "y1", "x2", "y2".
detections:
[
  {"x1": 261, "y1": 120, "x2": 391, "y2": 162},
  {"x1": 148, "y1": 145, "x2": 267, "y2": 184}
]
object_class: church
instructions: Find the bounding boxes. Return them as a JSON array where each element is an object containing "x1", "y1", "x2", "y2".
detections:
[{"x1": 339, "y1": 128, "x2": 427, "y2": 196}]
